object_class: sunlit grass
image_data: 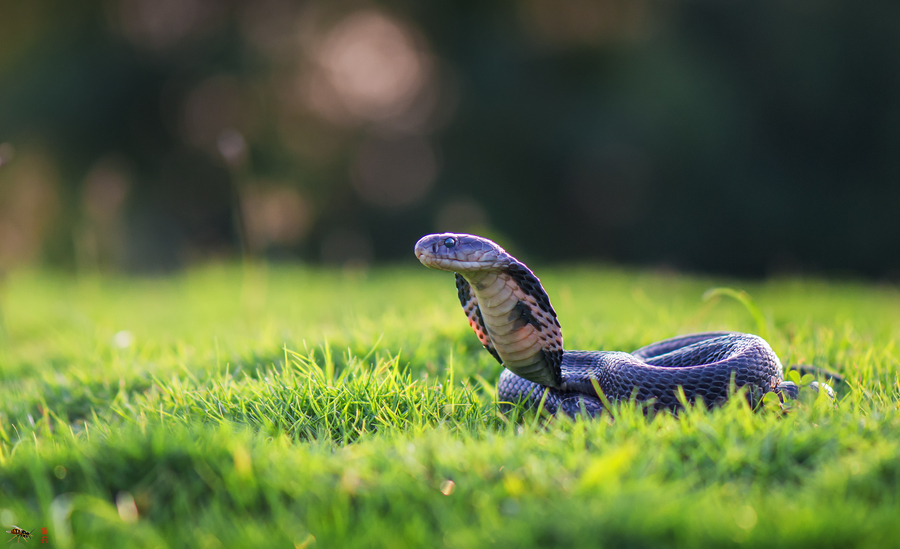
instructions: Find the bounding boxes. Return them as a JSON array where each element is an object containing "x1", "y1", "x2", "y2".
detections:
[{"x1": 0, "y1": 264, "x2": 899, "y2": 547}]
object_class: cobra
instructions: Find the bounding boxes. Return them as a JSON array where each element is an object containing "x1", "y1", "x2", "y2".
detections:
[{"x1": 415, "y1": 233, "x2": 805, "y2": 416}]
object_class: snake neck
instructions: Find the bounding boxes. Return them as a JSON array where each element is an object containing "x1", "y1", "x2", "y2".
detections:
[{"x1": 463, "y1": 265, "x2": 563, "y2": 388}]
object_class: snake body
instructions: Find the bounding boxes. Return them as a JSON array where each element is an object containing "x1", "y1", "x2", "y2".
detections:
[{"x1": 415, "y1": 233, "x2": 798, "y2": 416}]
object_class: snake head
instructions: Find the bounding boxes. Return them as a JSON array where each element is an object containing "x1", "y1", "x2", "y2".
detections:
[{"x1": 415, "y1": 233, "x2": 513, "y2": 273}]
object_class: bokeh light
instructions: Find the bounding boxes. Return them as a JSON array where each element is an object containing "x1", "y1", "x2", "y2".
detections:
[
  {"x1": 0, "y1": 150, "x2": 60, "y2": 268},
  {"x1": 78, "y1": 155, "x2": 131, "y2": 270},
  {"x1": 181, "y1": 75, "x2": 257, "y2": 157},
  {"x1": 310, "y1": 10, "x2": 432, "y2": 125},
  {"x1": 242, "y1": 184, "x2": 313, "y2": 252},
  {"x1": 112, "y1": 0, "x2": 226, "y2": 51},
  {"x1": 83, "y1": 156, "x2": 131, "y2": 225},
  {"x1": 216, "y1": 128, "x2": 248, "y2": 167},
  {"x1": 0, "y1": 1, "x2": 897, "y2": 275},
  {"x1": 0, "y1": 143, "x2": 14, "y2": 168},
  {"x1": 351, "y1": 136, "x2": 438, "y2": 210}
]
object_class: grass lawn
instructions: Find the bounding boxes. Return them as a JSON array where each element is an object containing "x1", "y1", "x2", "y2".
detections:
[{"x1": 1, "y1": 263, "x2": 899, "y2": 548}]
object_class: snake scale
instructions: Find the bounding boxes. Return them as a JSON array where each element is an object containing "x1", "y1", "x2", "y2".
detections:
[{"x1": 415, "y1": 233, "x2": 804, "y2": 416}]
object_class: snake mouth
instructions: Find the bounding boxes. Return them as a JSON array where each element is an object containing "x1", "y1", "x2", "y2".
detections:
[{"x1": 415, "y1": 233, "x2": 512, "y2": 273}]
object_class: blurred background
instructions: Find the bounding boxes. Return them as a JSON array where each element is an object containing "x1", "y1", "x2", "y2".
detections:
[{"x1": 0, "y1": 0, "x2": 898, "y2": 277}]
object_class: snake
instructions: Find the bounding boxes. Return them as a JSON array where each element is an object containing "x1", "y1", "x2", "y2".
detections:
[{"x1": 415, "y1": 232, "x2": 806, "y2": 416}]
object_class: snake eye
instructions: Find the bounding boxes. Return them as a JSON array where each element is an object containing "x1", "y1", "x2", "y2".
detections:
[{"x1": 444, "y1": 237, "x2": 456, "y2": 248}]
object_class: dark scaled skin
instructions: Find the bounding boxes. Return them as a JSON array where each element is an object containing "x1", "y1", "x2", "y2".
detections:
[
  {"x1": 499, "y1": 332, "x2": 797, "y2": 416},
  {"x1": 415, "y1": 233, "x2": 798, "y2": 417}
]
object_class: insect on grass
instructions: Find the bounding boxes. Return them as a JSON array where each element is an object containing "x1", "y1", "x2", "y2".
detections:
[{"x1": 5, "y1": 526, "x2": 33, "y2": 544}]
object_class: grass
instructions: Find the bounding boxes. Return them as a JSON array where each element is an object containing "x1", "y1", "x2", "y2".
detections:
[{"x1": 0, "y1": 262, "x2": 899, "y2": 548}]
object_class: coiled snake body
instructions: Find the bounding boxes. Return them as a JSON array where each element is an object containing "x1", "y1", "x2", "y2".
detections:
[{"x1": 415, "y1": 233, "x2": 800, "y2": 416}]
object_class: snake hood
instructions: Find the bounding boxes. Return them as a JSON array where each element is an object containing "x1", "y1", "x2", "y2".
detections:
[
  {"x1": 416, "y1": 233, "x2": 565, "y2": 389},
  {"x1": 416, "y1": 232, "x2": 798, "y2": 417}
]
